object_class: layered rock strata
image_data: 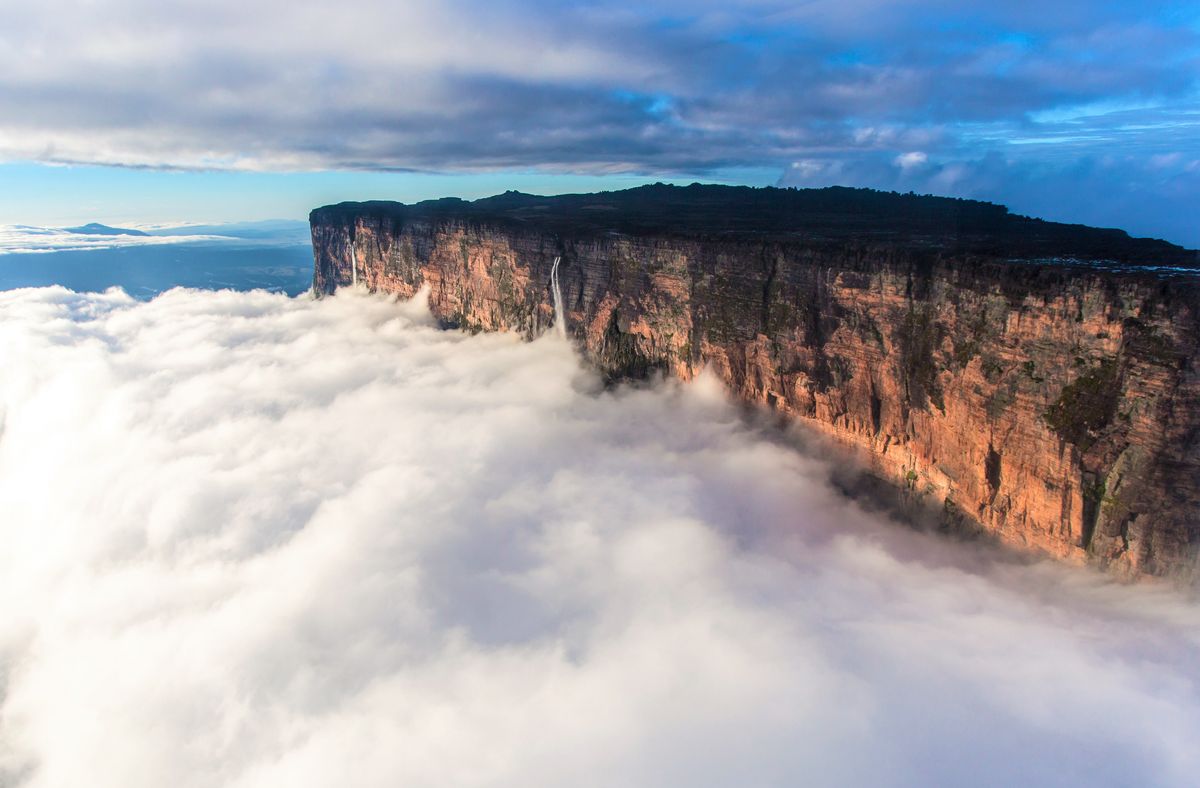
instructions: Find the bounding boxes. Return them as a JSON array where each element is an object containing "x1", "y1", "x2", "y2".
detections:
[{"x1": 311, "y1": 185, "x2": 1200, "y2": 583}]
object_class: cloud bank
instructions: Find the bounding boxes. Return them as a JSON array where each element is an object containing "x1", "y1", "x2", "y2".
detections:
[
  {"x1": 0, "y1": 225, "x2": 241, "y2": 255},
  {"x1": 0, "y1": 286, "x2": 1198, "y2": 787},
  {"x1": 0, "y1": 220, "x2": 313, "y2": 255}
]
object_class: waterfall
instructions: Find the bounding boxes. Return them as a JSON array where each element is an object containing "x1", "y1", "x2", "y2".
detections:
[
  {"x1": 350, "y1": 243, "x2": 358, "y2": 288},
  {"x1": 550, "y1": 255, "x2": 566, "y2": 338}
]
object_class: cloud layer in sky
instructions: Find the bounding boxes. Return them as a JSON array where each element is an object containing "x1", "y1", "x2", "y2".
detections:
[
  {"x1": 1, "y1": 286, "x2": 1198, "y2": 787},
  {"x1": 1, "y1": 0, "x2": 1193, "y2": 168},
  {"x1": 1, "y1": 0, "x2": 1199, "y2": 242}
]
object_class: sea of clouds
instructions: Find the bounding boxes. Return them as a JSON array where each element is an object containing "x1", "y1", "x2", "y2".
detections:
[{"x1": 0, "y1": 285, "x2": 1198, "y2": 787}]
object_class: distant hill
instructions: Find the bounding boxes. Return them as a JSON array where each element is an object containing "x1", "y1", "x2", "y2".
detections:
[{"x1": 64, "y1": 223, "x2": 151, "y2": 237}]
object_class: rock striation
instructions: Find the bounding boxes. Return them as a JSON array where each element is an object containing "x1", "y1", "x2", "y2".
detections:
[{"x1": 311, "y1": 184, "x2": 1200, "y2": 583}]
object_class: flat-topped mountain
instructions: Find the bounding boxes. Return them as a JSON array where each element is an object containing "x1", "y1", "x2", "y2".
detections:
[
  {"x1": 311, "y1": 184, "x2": 1200, "y2": 583},
  {"x1": 64, "y1": 222, "x2": 151, "y2": 237}
]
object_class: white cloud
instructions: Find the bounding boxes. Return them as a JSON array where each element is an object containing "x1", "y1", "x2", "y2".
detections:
[
  {"x1": 894, "y1": 150, "x2": 928, "y2": 169},
  {"x1": 0, "y1": 225, "x2": 233, "y2": 254},
  {"x1": 788, "y1": 158, "x2": 836, "y2": 178},
  {"x1": 0, "y1": 286, "x2": 1198, "y2": 787}
]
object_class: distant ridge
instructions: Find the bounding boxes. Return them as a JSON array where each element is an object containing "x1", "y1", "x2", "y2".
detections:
[{"x1": 64, "y1": 222, "x2": 150, "y2": 237}]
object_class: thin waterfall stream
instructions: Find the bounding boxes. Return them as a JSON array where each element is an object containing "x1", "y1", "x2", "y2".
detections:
[{"x1": 550, "y1": 255, "x2": 566, "y2": 338}]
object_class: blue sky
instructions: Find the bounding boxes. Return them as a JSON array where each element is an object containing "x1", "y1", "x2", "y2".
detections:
[
  {"x1": 0, "y1": 164, "x2": 749, "y2": 228},
  {"x1": 1, "y1": 0, "x2": 1197, "y2": 245}
]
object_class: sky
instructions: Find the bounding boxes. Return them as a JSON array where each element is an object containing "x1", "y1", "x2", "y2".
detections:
[
  {"x1": 1, "y1": 0, "x2": 1198, "y2": 244},
  {"x1": 2, "y1": 285, "x2": 1199, "y2": 787}
]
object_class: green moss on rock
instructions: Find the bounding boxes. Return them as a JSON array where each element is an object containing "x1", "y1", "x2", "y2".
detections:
[{"x1": 1043, "y1": 357, "x2": 1121, "y2": 449}]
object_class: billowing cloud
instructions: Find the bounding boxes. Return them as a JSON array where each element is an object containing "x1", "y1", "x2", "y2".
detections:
[{"x1": 1, "y1": 286, "x2": 1198, "y2": 787}]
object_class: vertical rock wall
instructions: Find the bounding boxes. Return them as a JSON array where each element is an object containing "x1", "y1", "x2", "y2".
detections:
[{"x1": 311, "y1": 210, "x2": 1200, "y2": 582}]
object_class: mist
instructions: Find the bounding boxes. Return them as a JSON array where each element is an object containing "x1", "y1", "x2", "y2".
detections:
[{"x1": 0, "y1": 286, "x2": 1197, "y2": 787}]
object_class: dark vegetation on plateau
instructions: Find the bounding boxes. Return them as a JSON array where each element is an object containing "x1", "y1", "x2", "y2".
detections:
[{"x1": 314, "y1": 183, "x2": 1198, "y2": 266}]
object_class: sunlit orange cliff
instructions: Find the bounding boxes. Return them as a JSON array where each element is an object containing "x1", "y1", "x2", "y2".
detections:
[{"x1": 311, "y1": 184, "x2": 1200, "y2": 583}]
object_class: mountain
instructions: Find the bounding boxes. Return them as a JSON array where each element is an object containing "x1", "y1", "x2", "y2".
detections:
[
  {"x1": 310, "y1": 184, "x2": 1200, "y2": 583},
  {"x1": 64, "y1": 222, "x2": 151, "y2": 236}
]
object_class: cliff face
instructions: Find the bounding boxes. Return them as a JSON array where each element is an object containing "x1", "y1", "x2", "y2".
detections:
[{"x1": 311, "y1": 185, "x2": 1200, "y2": 582}]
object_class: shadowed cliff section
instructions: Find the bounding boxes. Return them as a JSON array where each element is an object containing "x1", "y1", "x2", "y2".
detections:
[{"x1": 310, "y1": 184, "x2": 1200, "y2": 584}]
